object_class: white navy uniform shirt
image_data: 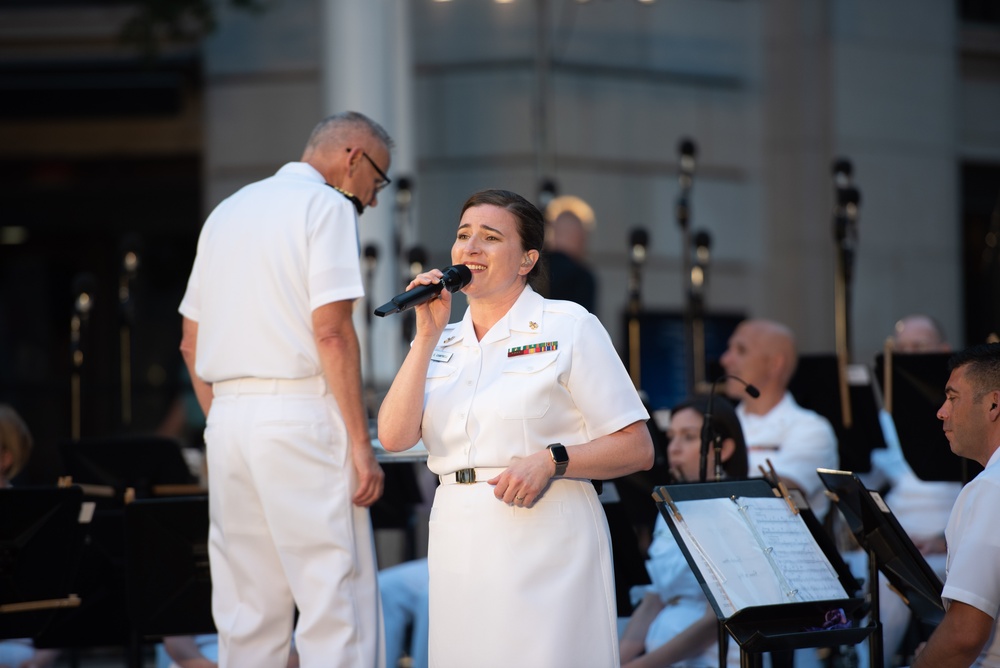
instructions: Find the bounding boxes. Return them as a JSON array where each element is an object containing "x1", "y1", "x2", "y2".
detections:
[
  {"x1": 420, "y1": 286, "x2": 649, "y2": 475},
  {"x1": 179, "y1": 161, "x2": 363, "y2": 383}
]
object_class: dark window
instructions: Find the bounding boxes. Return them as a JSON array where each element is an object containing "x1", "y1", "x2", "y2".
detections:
[
  {"x1": 959, "y1": 0, "x2": 1000, "y2": 25},
  {"x1": 961, "y1": 162, "x2": 1000, "y2": 345}
]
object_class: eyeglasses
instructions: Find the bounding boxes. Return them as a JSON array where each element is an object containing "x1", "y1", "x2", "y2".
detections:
[{"x1": 349, "y1": 148, "x2": 391, "y2": 193}]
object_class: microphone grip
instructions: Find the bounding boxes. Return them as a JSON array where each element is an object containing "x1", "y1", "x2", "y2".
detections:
[
  {"x1": 374, "y1": 282, "x2": 445, "y2": 317},
  {"x1": 374, "y1": 265, "x2": 472, "y2": 317}
]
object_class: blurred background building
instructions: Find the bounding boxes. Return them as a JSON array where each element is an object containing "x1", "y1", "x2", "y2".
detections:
[{"x1": 1, "y1": 0, "x2": 999, "y2": 464}]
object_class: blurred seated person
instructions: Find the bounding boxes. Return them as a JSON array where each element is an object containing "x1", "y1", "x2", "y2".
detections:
[
  {"x1": 543, "y1": 195, "x2": 597, "y2": 312},
  {"x1": 619, "y1": 395, "x2": 748, "y2": 668},
  {"x1": 0, "y1": 404, "x2": 60, "y2": 668},
  {"x1": 861, "y1": 314, "x2": 962, "y2": 666},
  {"x1": 380, "y1": 558, "x2": 429, "y2": 668}
]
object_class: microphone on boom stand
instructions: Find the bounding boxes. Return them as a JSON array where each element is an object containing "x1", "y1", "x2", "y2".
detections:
[
  {"x1": 700, "y1": 374, "x2": 760, "y2": 482},
  {"x1": 831, "y1": 158, "x2": 861, "y2": 428},
  {"x1": 119, "y1": 235, "x2": 141, "y2": 428},
  {"x1": 677, "y1": 138, "x2": 698, "y2": 394},
  {"x1": 627, "y1": 227, "x2": 649, "y2": 389},
  {"x1": 690, "y1": 230, "x2": 712, "y2": 393},
  {"x1": 362, "y1": 243, "x2": 379, "y2": 415},
  {"x1": 401, "y1": 246, "x2": 429, "y2": 343},
  {"x1": 70, "y1": 272, "x2": 97, "y2": 442}
]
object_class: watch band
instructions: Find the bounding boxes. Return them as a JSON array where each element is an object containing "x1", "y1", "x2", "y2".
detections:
[{"x1": 547, "y1": 443, "x2": 569, "y2": 477}]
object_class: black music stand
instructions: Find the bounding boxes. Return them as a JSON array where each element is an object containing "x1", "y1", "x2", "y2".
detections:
[
  {"x1": 35, "y1": 437, "x2": 199, "y2": 653},
  {"x1": 789, "y1": 355, "x2": 886, "y2": 473},
  {"x1": 654, "y1": 479, "x2": 873, "y2": 668},
  {"x1": 0, "y1": 486, "x2": 86, "y2": 639},
  {"x1": 125, "y1": 496, "x2": 215, "y2": 640},
  {"x1": 818, "y1": 469, "x2": 945, "y2": 636},
  {"x1": 817, "y1": 469, "x2": 944, "y2": 628},
  {"x1": 874, "y1": 352, "x2": 982, "y2": 483}
]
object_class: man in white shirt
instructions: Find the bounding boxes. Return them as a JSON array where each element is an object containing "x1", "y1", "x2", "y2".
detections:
[
  {"x1": 179, "y1": 111, "x2": 389, "y2": 667},
  {"x1": 912, "y1": 343, "x2": 1000, "y2": 668},
  {"x1": 868, "y1": 314, "x2": 962, "y2": 666},
  {"x1": 719, "y1": 318, "x2": 839, "y2": 517}
]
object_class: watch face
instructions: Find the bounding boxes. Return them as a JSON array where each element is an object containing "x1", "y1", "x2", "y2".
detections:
[{"x1": 549, "y1": 444, "x2": 568, "y2": 463}]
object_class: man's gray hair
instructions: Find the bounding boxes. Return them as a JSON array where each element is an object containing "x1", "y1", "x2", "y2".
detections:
[{"x1": 305, "y1": 111, "x2": 394, "y2": 153}]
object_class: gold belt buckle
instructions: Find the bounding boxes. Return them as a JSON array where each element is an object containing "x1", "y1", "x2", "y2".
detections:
[{"x1": 455, "y1": 469, "x2": 476, "y2": 484}]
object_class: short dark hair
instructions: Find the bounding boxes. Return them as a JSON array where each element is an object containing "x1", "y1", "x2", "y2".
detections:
[
  {"x1": 460, "y1": 189, "x2": 548, "y2": 292},
  {"x1": 948, "y1": 343, "x2": 1000, "y2": 402},
  {"x1": 670, "y1": 394, "x2": 749, "y2": 480}
]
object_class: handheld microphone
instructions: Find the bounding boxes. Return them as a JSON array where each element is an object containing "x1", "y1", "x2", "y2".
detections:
[
  {"x1": 700, "y1": 374, "x2": 759, "y2": 482},
  {"x1": 373, "y1": 264, "x2": 472, "y2": 317}
]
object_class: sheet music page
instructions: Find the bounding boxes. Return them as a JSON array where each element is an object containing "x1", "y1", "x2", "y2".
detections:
[
  {"x1": 737, "y1": 496, "x2": 848, "y2": 602},
  {"x1": 669, "y1": 496, "x2": 847, "y2": 617}
]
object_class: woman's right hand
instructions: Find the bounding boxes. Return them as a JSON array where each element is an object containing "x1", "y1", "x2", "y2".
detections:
[{"x1": 408, "y1": 269, "x2": 454, "y2": 339}]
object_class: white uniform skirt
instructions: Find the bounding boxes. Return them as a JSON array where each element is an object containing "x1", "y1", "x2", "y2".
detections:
[{"x1": 427, "y1": 477, "x2": 619, "y2": 668}]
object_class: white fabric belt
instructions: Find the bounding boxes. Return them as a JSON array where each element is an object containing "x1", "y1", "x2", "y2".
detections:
[
  {"x1": 213, "y1": 375, "x2": 327, "y2": 396},
  {"x1": 439, "y1": 467, "x2": 507, "y2": 485}
]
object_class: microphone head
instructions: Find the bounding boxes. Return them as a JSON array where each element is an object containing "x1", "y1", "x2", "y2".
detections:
[
  {"x1": 72, "y1": 272, "x2": 98, "y2": 315},
  {"x1": 441, "y1": 264, "x2": 473, "y2": 293},
  {"x1": 629, "y1": 227, "x2": 649, "y2": 264},
  {"x1": 395, "y1": 176, "x2": 413, "y2": 207},
  {"x1": 714, "y1": 374, "x2": 761, "y2": 400},
  {"x1": 363, "y1": 244, "x2": 379, "y2": 261},
  {"x1": 629, "y1": 227, "x2": 649, "y2": 248},
  {"x1": 407, "y1": 246, "x2": 428, "y2": 265},
  {"x1": 120, "y1": 234, "x2": 142, "y2": 273},
  {"x1": 693, "y1": 230, "x2": 711, "y2": 252},
  {"x1": 407, "y1": 245, "x2": 428, "y2": 276},
  {"x1": 678, "y1": 138, "x2": 697, "y2": 178},
  {"x1": 678, "y1": 138, "x2": 697, "y2": 159},
  {"x1": 538, "y1": 178, "x2": 558, "y2": 209},
  {"x1": 832, "y1": 158, "x2": 853, "y2": 179},
  {"x1": 840, "y1": 186, "x2": 861, "y2": 207}
]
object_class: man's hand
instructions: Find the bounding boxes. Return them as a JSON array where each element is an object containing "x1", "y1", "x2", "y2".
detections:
[{"x1": 351, "y1": 442, "x2": 384, "y2": 507}]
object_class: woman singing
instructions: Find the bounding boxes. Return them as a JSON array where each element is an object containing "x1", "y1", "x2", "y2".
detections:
[{"x1": 378, "y1": 189, "x2": 654, "y2": 667}]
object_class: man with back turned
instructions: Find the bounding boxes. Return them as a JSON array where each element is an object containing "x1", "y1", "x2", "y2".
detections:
[{"x1": 179, "y1": 111, "x2": 390, "y2": 667}]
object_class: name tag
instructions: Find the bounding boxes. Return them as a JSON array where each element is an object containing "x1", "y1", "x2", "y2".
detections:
[{"x1": 431, "y1": 350, "x2": 453, "y2": 363}]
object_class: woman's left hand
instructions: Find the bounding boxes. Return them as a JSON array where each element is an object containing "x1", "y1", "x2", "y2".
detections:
[{"x1": 487, "y1": 450, "x2": 555, "y2": 507}]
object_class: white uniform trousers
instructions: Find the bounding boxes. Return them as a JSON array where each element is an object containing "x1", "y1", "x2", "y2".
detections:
[{"x1": 207, "y1": 378, "x2": 384, "y2": 668}]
